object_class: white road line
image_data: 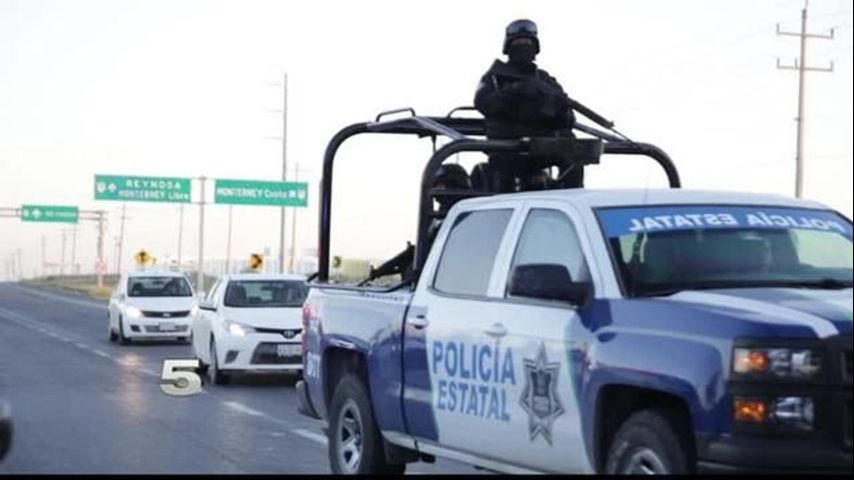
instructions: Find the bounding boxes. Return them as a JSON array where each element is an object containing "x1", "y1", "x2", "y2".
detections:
[
  {"x1": 292, "y1": 428, "x2": 327, "y2": 446},
  {"x1": 223, "y1": 401, "x2": 266, "y2": 417},
  {"x1": 221, "y1": 401, "x2": 295, "y2": 429},
  {"x1": 1, "y1": 304, "x2": 166, "y2": 382}
]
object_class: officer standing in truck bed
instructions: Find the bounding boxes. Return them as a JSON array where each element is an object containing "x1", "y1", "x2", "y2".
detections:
[{"x1": 474, "y1": 19, "x2": 582, "y2": 192}]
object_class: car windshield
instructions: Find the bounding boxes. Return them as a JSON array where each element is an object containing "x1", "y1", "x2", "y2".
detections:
[
  {"x1": 223, "y1": 280, "x2": 308, "y2": 308},
  {"x1": 597, "y1": 205, "x2": 854, "y2": 297},
  {"x1": 127, "y1": 276, "x2": 193, "y2": 297}
]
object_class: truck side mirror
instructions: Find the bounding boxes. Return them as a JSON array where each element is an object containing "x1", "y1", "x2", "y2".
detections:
[{"x1": 508, "y1": 263, "x2": 592, "y2": 307}]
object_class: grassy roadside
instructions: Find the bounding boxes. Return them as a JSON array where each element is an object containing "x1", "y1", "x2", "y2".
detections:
[
  {"x1": 21, "y1": 275, "x2": 118, "y2": 302},
  {"x1": 18, "y1": 272, "x2": 218, "y2": 301}
]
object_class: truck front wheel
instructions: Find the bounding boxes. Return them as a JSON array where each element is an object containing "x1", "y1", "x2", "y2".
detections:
[
  {"x1": 605, "y1": 409, "x2": 690, "y2": 475},
  {"x1": 328, "y1": 374, "x2": 405, "y2": 475}
]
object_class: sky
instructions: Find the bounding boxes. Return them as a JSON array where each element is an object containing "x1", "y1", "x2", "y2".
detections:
[{"x1": 1, "y1": 0, "x2": 852, "y2": 280}]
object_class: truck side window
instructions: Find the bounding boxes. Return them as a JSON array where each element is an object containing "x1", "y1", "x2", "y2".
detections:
[
  {"x1": 508, "y1": 209, "x2": 591, "y2": 291},
  {"x1": 433, "y1": 209, "x2": 513, "y2": 297}
]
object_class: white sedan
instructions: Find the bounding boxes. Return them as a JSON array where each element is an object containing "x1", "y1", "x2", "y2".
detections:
[
  {"x1": 191, "y1": 274, "x2": 308, "y2": 384},
  {"x1": 108, "y1": 271, "x2": 198, "y2": 345}
]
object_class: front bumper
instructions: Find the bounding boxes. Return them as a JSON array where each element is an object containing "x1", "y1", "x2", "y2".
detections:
[
  {"x1": 296, "y1": 380, "x2": 321, "y2": 420},
  {"x1": 216, "y1": 333, "x2": 302, "y2": 372},
  {"x1": 697, "y1": 435, "x2": 852, "y2": 474},
  {"x1": 124, "y1": 318, "x2": 192, "y2": 338}
]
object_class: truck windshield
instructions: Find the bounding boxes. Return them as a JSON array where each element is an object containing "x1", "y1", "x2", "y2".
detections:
[
  {"x1": 128, "y1": 276, "x2": 193, "y2": 297},
  {"x1": 223, "y1": 280, "x2": 308, "y2": 308},
  {"x1": 596, "y1": 205, "x2": 854, "y2": 297}
]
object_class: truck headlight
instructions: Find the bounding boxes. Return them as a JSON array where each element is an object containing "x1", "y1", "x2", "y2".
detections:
[
  {"x1": 223, "y1": 320, "x2": 253, "y2": 337},
  {"x1": 733, "y1": 347, "x2": 822, "y2": 380},
  {"x1": 126, "y1": 306, "x2": 143, "y2": 319},
  {"x1": 734, "y1": 397, "x2": 815, "y2": 431}
]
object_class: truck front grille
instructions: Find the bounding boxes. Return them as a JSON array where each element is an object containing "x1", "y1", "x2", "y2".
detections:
[
  {"x1": 843, "y1": 350, "x2": 853, "y2": 384},
  {"x1": 845, "y1": 399, "x2": 852, "y2": 449}
]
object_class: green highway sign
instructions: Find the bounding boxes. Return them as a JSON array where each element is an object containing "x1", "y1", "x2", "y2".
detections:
[
  {"x1": 21, "y1": 205, "x2": 79, "y2": 223},
  {"x1": 214, "y1": 179, "x2": 308, "y2": 207},
  {"x1": 94, "y1": 175, "x2": 192, "y2": 203}
]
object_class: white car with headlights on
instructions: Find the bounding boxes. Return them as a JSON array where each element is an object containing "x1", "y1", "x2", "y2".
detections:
[
  {"x1": 108, "y1": 271, "x2": 198, "y2": 345},
  {"x1": 192, "y1": 274, "x2": 308, "y2": 384}
]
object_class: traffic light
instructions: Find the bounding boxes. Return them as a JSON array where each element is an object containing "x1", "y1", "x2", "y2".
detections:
[{"x1": 249, "y1": 253, "x2": 264, "y2": 272}]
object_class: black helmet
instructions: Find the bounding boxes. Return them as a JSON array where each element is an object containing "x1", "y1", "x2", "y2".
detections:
[
  {"x1": 503, "y1": 19, "x2": 540, "y2": 55},
  {"x1": 433, "y1": 163, "x2": 471, "y2": 190}
]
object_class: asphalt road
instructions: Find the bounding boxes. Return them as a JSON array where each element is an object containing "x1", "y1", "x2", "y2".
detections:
[{"x1": 0, "y1": 283, "x2": 481, "y2": 474}]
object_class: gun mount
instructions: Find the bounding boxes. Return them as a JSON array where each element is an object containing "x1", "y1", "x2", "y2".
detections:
[{"x1": 316, "y1": 107, "x2": 681, "y2": 286}]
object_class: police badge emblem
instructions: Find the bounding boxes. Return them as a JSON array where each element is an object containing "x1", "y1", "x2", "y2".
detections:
[{"x1": 519, "y1": 343, "x2": 564, "y2": 445}]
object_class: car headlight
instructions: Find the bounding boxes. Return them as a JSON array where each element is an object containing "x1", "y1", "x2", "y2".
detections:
[
  {"x1": 732, "y1": 347, "x2": 822, "y2": 381},
  {"x1": 223, "y1": 320, "x2": 254, "y2": 337},
  {"x1": 126, "y1": 306, "x2": 143, "y2": 319},
  {"x1": 190, "y1": 306, "x2": 199, "y2": 317}
]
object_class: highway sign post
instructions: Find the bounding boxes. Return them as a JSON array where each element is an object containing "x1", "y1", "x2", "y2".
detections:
[
  {"x1": 214, "y1": 179, "x2": 308, "y2": 207},
  {"x1": 94, "y1": 175, "x2": 192, "y2": 203},
  {"x1": 20, "y1": 205, "x2": 79, "y2": 223}
]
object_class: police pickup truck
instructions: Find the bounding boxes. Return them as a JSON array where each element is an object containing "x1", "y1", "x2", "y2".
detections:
[{"x1": 296, "y1": 109, "x2": 853, "y2": 474}]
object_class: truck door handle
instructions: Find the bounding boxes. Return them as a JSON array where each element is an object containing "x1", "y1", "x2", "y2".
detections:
[
  {"x1": 409, "y1": 315, "x2": 429, "y2": 329},
  {"x1": 484, "y1": 322, "x2": 508, "y2": 338}
]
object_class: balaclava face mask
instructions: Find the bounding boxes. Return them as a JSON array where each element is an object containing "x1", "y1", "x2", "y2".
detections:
[{"x1": 507, "y1": 41, "x2": 537, "y2": 71}]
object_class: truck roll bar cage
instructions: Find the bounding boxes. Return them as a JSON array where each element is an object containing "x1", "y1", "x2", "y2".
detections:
[{"x1": 317, "y1": 108, "x2": 681, "y2": 283}]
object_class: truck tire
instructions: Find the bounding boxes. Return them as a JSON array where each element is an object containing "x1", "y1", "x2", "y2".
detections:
[
  {"x1": 328, "y1": 374, "x2": 405, "y2": 475},
  {"x1": 605, "y1": 409, "x2": 690, "y2": 475}
]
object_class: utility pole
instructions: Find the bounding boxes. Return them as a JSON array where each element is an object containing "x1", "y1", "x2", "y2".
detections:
[
  {"x1": 197, "y1": 176, "x2": 207, "y2": 292},
  {"x1": 60, "y1": 228, "x2": 67, "y2": 276},
  {"x1": 279, "y1": 72, "x2": 289, "y2": 274},
  {"x1": 177, "y1": 204, "x2": 184, "y2": 271},
  {"x1": 41, "y1": 236, "x2": 46, "y2": 277},
  {"x1": 776, "y1": 0, "x2": 835, "y2": 198},
  {"x1": 71, "y1": 224, "x2": 78, "y2": 274},
  {"x1": 288, "y1": 163, "x2": 300, "y2": 273},
  {"x1": 96, "y1": 210, "x2": 106, "y2": 288},
  {"x1": 116, "y1": 203, "x2": 128, "y2": 274},
  {"x1": 226, "y1": 204, "x2": 233, "y2": 275},
  {"x1": 16, "y1": 249, "x2": 23, "y2": 281}
]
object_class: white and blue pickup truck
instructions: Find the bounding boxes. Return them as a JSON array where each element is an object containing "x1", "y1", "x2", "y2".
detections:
[{"x1": 295, "y1": 111, "x2": 853, "y2": 474}]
